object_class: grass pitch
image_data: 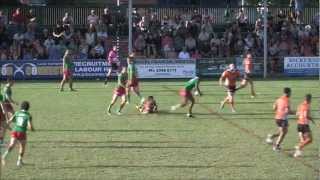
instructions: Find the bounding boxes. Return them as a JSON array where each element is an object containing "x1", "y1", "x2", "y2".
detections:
[{"x1": 1, "y1": 79, "x2": 319, "y2": 180}]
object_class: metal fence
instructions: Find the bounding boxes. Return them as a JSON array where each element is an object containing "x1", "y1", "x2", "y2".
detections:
[{"x1": 1, "y1": 6, "x2": 319, "y2": 26}]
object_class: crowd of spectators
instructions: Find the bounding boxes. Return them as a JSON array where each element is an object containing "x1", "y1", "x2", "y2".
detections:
[
  {"x1": 133, "y1": 8, "x2": 319, "y2": 62},
  {"x1": 0, "y1": 7, "x2": 126, "y2": 60},
  {"x1": 0, "y1": 6, "x2": 319, "y2": 71}
]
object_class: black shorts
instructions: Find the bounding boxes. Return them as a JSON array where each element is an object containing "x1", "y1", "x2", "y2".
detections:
[
  {"x1": 297, "y1": 124, "x2": 310, "y2": 133},
  {"x1": 110, "y1": 63, "x2": 119, "y2": 71},
  {"x1": 275, "y1": 119, "x2": 288, "y2": 128},
  {"x1": 227, "y1": 85, "x2": 236, "y2": 93},
  {"x1": 244, "y1": 73, "x2": 252, "y2": 80}
]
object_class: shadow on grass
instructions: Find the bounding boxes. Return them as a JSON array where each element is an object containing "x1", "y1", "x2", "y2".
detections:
[{"x1": 40, "y1": 164, "x2": 254, "y2": 170}]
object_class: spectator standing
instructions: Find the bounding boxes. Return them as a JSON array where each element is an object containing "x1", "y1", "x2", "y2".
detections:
[{"x1": 0, "y1": 10, "x2": 8, "y2": 26}]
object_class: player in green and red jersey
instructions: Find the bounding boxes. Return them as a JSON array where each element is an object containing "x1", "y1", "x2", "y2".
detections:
[
  {"x1": 126, "y1": 54, "x2": 144, "y2": 104},
  {"x1": 171, "y1": 76, "x2": 201, "y2": 117},
  {"x1": 2, "y1": 77, "x2": 18, "y2": 120},
  {"x1": 2, "y1": 101, "x2": 34, "y2": 167},
  {"x1": 60, "y1": 50, "x2": 76, "y2": 91},
  {"x1": 107, "y1": 67, "x2": 128, "y2": 115}
]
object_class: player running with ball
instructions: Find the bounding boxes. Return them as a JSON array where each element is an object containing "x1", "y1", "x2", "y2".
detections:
[
  {"x1": 219, "y1": 64, "x2": 241, "y2": 113},
  {"x1": 2, "y1": 101, "x2": 34, "y2": 167},
  {"x1": 107, "y1": 67, "x2": 128, "y2": 115},
  {"x1": 171, "y1": 76, "x2": 201, "y2": 118}
]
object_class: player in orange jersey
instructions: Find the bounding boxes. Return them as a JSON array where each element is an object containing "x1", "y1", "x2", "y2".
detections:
[
  {"x1": 265, "y1": 87, "x2": 294, "y2": 151},
  {"x1": 238, "y1": 53, "x2": 256, "y2": 97},
  {"x1": 293, "y1": 94, "x2": 315, "y2": 157},
  {"x1": 219, "y1": 64, "x2": 241, "y2": 113}
]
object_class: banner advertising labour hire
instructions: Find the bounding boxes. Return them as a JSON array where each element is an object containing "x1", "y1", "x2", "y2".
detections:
[
  {"x1": 284, "y1": 57, "x2": 320, "y2": 76},
  {"x1": 134, "y1": 59, "x2": 196, "y2": 78},
  {"x1": 0, "y1": 59, "x2": 113, "y2": 80}
]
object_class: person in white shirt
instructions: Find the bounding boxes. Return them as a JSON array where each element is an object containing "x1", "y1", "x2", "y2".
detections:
[{"x1": 178, "y1": 47, "x2": 190, "y2": 59}]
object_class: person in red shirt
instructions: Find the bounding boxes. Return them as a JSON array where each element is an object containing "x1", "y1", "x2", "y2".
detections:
[
  {"x1": 265, "y1": 88, "x2": 294, "y2": 151},
  {"x1": 12, "y1": 8, "x2": 26, "y2": 25},
  {"x1": 104, "y1": 46, "x2": 120, "y2": 85},
  {"x1": 219, "y1": 64, "x2": 241, "y2": 113},
  {"x1": 238, "y1": 53, "x2": 256, "y2": 97},
  {"x1": 293, "y1": 94, "x2": 314, "y2": 157}
]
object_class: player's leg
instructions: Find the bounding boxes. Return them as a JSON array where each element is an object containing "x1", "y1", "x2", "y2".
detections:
[
  {"x1": 126, "y1": 86, "x2": 131, "y2": 104},
  {"x1": 117, "y1": 95, "x2": 127, "y2": 115},
  {"x1": 60, "y1": 74, "x2": 67, "y2": 91},
  {"x1": 2, "y1": 137, "x2": 17, "y2": 165},
  {"x1": 274, "y1": 125, "x2": 288, "y2": 151},
  {"x1": 107, "y1": 94, "x2": 119, "y2": 115},
  {"x1": 104, "y1": 65, "x2": 113, "y2": 85},
  {"x1": 187, "y1": 95, "x2": 195, "y2": 117},
  {"x1": 69, "y1": 74, "x2": 75, "y2": 91},
  {"x1": 247, "y1": 79, "x2": 256, "y2": 97},
  {"x1": 171, "y1": 90, "x2": 188, "y2": 111},
  {"x1": 299, "y1": 132, "x2": 312, "y2": 150},
  {"x1": 133, "y1": 86, "x2": 144, "y2": 104},
  {"x1": 228, "y1": 92, "x2": 236, "y2": 113},
  {"x1": 17, "y1": 140, "x2": 26, "y2": 166}
]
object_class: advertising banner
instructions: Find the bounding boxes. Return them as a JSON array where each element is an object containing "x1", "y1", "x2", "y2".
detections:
[
  {"x1": 284, "y1": 57, "x2": 320, "y2": 76},
  {"x1": 135, "y1": 59, "x2": 196, "y2": 78},
  {"x1": 0, "y1": 59, "x2": 111, "y2": 80}
]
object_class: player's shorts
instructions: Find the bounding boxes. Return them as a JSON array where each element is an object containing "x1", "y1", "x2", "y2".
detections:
[
  {"x1": 128, "y1": 78, "x2": 139, "y2": 88},
  {"x1": 2, "y1": 102, "x2": 14, "y2": 113},
  {"x1": 11, "y1": 131, "x2": 26, "y2": 140},
  {"x1": 179, "y1": 89, "x2": 192, "y2": 98},
  {"x1": 244, "y1": 72, "x2": 252, "y2": 80},
  {"x1": 297, "y1": 124, "x2": 310, "y2": 133},
  {"x1": 109, "y1": 62, "x2": 119, "y2": 71},
  {"x1": 275, "y1": 119, "x2": 288, "y2": 128},
  {"x1": 114, "y1": 86, "x2": 126, "y2": 97},
  {"x1": 226, "y1": 85, "x2": 236, "y2": 93},
  {"x1": 63, "y1": 69, "x2": 72, "y2": 78}
]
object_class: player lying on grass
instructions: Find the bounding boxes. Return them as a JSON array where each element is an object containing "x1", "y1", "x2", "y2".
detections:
[
  {"x1": 294, "y1": 94, "x2": 314, "y2": 157},
  {"x1": 2, "y1": 101, "x2": 34, "y2": 167},
  {"x1": 136, "y1": 96, "x2": 158, "y2": 114},
  {"x1": 126, "y1": 54, "x2": 144, "y2": 104},
  {"x1": 107, "y1": 67, "x2": 127, "y2": 115},
  {"x1": 219, "y1": 64, "x2": 242, "y2": 113},
  {"x1": 171, "y1": 76, "x2": 201, "y2": 118},
  {"x1": 266, "y1": 87, "x2": 294, "y2": 151}
]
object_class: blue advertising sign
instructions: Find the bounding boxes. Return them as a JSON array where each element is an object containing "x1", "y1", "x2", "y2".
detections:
[{"x1": 284, "y1": 57, "x2": 320, "y2": 76}]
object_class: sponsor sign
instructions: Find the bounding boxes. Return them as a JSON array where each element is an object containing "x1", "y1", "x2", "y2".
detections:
[
  {"x1": 284, "y1": 57, "x2": 320, "y2": 76},
  {"x1": 134, "y1": 59, "x2": 196, "y2": 78}
]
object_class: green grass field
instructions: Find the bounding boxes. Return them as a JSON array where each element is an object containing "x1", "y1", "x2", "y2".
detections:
[{"x1": 1, "y1": 79, "x2": 319, "y2": 180}]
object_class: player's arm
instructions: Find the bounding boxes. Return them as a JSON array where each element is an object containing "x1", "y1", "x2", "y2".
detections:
[
  {"x1": 153, "y1": 101, "x2": 158, "y2": 112},
  {"x1": 272, "y1": 102, "x2": 277, "y2": 111},
  {"x1": 219, "y1": 73, "x2": 225, "y2": 86},
  {"x1": 306, "y1": 109, "x2": 315, "y2": 124},
  {"x1": 195, "y1": 80, "x2": 202, "y2": 96},
  {"x1": 128, "y1": 67, "x2": 133, "y2": 81},
  {"x1": 28, "y1": 116, "x2": 35, "y2": 131},
  {"x1": 4, "y1": 90, "x2": 18, "y2": 105}
]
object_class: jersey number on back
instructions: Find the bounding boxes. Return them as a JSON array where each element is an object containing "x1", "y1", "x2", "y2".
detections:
[{"x1": 16, "y1": 117, "x2": 25, "y2": 127}]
